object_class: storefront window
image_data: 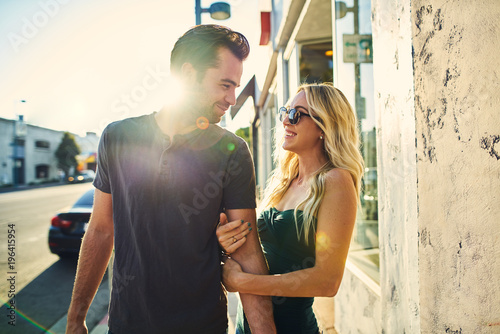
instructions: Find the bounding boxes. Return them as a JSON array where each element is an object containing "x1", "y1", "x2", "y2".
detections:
[
  {"x1": 299, "y1": 42, "x2": 334, "y2": 84},
  {"x1": 334, "y1": 0, "x2": 379, "y2": 282}
]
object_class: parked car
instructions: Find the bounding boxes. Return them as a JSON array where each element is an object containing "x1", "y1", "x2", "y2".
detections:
[
  {"x1": 67, "y1": 170, "x2": 95, "y2": 183},
  {"x1": 49, "y1": 188, "x2": 94, "y2": 257}
]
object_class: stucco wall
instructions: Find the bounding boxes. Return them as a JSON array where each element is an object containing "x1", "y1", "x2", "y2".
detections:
[
  {"x1": 335, "y1": 0, "x2": 422, "y2": 332},
  {"x1": 412, "y1": 0, "x2": 500, "y2": 332},
  {"x1": 371, "y1": 0, "x2": 421, "y2": 332},
  {"x1": 334, "y1": 265, "x2": 382, "y2": 334},
  {"x1": 334, "y1": 0, "x2": 422, "y2": 331}
]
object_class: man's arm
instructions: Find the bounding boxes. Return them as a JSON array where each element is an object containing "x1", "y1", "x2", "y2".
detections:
[
  {"x1": 66, "y1": 189, "x2": 114, "y2": 334},
  {"x1": 226, "y1": 208, "x2": 276, "y2": 334}
]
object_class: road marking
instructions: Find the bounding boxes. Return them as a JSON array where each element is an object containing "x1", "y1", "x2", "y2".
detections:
[{"x1": 27, "y1": 235, "x2": 43, "y2": 243}]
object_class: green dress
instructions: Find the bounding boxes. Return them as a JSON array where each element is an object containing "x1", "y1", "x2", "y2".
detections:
[{"x1": 235, "y1": 207, "x2": 319, "y2": 334}]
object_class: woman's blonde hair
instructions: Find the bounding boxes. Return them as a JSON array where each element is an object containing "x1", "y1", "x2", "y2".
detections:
[{"x1": 259, "y1": 83, "x2": 364, "y2": 243}]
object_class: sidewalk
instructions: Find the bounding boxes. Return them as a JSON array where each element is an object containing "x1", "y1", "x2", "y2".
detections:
[
  {"x1": 89, "y1": 314, "x2": 108, "y2": 334},
  {"x1": 0, "y1": 181, "x2": 67, "y2": 193},
  {"x1": 85, "y1": 293, "x2": 337, "y2": 334},
  {"x1": 313, "y1": 296, "x2": 338, "y2": 334},
  {"x1": 46, "y1": 278, "x2": 110, "y2": 334},
  {"x1": 86, "y1": 292, "x2": 239, "y2": 334}
]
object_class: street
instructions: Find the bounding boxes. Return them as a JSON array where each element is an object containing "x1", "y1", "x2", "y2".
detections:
[{"x1": 0, "y1": 183, "x2": 108, "y2": 334}]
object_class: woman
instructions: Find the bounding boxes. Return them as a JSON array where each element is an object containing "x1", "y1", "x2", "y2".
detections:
[{"x1": 217, "y1": 82, "x2": 364, "y2": 333}]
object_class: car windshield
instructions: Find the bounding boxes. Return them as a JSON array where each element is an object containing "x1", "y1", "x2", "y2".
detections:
[{"x1": 73, "y1": 189, "x2": 95, "y2": 207}]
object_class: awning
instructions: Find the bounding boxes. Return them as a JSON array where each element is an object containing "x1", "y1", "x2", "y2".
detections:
[
  {"x1": 230, "y1": 75, "x2": 256, "y2": 119},
  {"x1": 260, "y1": 12, "x2": 271, "y2": 45}
]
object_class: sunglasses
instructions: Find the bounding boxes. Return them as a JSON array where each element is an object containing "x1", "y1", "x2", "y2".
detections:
[{"x1": 278, "y1": 106, "x2": 320, "y2": 125}]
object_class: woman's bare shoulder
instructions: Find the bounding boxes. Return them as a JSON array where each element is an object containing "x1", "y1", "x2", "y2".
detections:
[{"x1": 324, "y1": 168, "x2": 354, "y2": 188}]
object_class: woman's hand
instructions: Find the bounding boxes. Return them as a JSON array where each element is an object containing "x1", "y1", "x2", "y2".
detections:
[
  {"x1": 222, "y1": 257, "x2": 244, "y2": 292},
  {"x1": 216, "y1": 212, "x2": 252, "y2": 255}
]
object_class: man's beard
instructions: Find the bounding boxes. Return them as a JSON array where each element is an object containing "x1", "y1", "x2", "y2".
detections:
[
  {"x1": 180, "y1": 103, "x2": 220, "y2": 126},
  {"x1": 185, "y1": 88, "x2": 223, "y2": 124},
  {"x1": 199, "y1": 105, "x2": 221, "y2": 124}
]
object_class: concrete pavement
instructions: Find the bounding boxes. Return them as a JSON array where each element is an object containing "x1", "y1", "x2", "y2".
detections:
[
  {"x1": 45, "y1": 278, "x2": 110, "y2": 334},
  {"x1": 86, "y1": 292, "x2": 239, "y2": 334},
  {"x1": 85, "y1": 293, "x2": 338, "y2": 334}
]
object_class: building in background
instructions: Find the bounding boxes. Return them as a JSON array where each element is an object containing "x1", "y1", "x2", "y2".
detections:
[
  {"x1": 0, "y1": 116, "x2": 98, "y2": 187},
  {"x1": 75, "y1": 132, "x2": 99, "y2": 172},
  {"x1": 231, "y1": 0, "x2": 500, "y2": 332}
]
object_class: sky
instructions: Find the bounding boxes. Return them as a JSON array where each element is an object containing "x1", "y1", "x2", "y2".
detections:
[{"x1": 0, "y1": 0, "x2": 266, "y2": 136}]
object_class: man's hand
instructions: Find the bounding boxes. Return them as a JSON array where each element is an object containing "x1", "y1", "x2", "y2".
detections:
[{"x1": 65, "y1": 320, "x2": 88, "y2": 334}]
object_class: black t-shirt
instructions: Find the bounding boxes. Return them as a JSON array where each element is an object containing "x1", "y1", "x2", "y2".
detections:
[{"x1": 93, "y1": 113, "x2": 256, "y2": 334}]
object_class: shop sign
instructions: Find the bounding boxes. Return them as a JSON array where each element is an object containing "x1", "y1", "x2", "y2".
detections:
[{"x1": 343, "y1": 34, "x2": 373, "y2": 63}]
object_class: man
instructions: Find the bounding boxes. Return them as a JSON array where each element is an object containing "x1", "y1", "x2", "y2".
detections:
[{"x1": 66, "y1": 25, "x2": 276, "y2": 334}]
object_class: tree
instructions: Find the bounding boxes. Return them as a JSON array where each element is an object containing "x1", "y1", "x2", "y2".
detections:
[
  {"x1": 55, "y1": 132, "x2": 80, "y2": 177},
  {"x1": 235, "y1": 127, "x2": 251, "y2": 148}
]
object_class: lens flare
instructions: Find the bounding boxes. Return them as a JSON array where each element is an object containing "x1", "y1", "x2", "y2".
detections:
[
  {"x1": 164, "y1": 76, "x2": 185, "y2": 107},
  {"x1": 2, "y1": 298, "x2": 54, "y2": 333},
  {"x1": 316, "y1": 231, "x2": 330, "y2": 252},
  {"x1": 227, "y1": 143, "x2": 235, "y2": 151},
  {"x1": 196, "y1": 116, "x2": 209, "y2": 130}
]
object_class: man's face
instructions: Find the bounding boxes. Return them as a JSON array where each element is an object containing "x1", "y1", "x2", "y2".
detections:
[{"x1": 190, "y1": 47, "x2": 243, "y2": 124}]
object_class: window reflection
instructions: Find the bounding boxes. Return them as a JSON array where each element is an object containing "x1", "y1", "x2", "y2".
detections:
[
  {"x1": 335, "y1": 0, "x2": 379, "y2": 282},
  {"x1": 299, "y1": 42, "x2": 334, "y2": 84}
]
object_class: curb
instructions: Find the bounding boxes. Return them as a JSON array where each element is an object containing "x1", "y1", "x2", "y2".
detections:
[
  {"x1": 90, "y1": 314, "x2": 109, "y2": 334},
  {"x1": 0, "y1": 182, "x2": 70, "y2": 193},
  {"x1": 46, "y1": 279, "x2": 110, "y2": 334}
]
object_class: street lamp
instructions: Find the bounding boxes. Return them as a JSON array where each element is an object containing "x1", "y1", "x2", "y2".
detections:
[
  {"x1": 13, "y1": 99, "x2": 27, "y2": 137},
  {"x1": 195, "y1": 1, "x2": 231, "y2": 25},
  {"x1": 13, "y1": 99, "x2": 26, "y2": 116},
  {"x1": 335, "y1": 1, "x2": 354, "y2": 20}
]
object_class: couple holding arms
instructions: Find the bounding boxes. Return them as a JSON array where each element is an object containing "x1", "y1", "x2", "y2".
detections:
[{"x1": 66, "y1": 24, "x2": 364, "y2": 334}]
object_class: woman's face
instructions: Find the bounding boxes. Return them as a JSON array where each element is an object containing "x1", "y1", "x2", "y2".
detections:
[{"x1": 282, "y1": 91, "x2": 323, "y2": 154}]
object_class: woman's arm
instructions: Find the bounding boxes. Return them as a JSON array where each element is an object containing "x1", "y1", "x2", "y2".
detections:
[
  {"x1": 225, "y1": 208, "x2": 277, "y2": 334},
  {"x1": 223, "y1": 168, "x2": 357, "y2": 298}
]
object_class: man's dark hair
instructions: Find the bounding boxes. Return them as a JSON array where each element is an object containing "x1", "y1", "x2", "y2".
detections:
[{"x1": 170, "y1": 24, "x2": 250, "y2": 81}]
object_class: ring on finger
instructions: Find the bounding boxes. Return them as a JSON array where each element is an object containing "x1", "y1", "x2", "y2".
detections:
[{"x1": 232, "y1": 237, "x2": 237, "y2": 243}]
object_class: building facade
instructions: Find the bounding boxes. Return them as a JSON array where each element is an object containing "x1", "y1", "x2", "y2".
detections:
[
  {"x1": 231, "y1": 0, "x2": 500, "y2": 332},
  {"x1": 0, "y1": 116, "x2": 98, "y2": 187}
]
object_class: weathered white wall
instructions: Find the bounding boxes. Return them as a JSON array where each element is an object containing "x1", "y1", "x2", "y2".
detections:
[
  {"x1": 334, "y1": 265, "x2": 382, "y2": 334},
  {"x1": 412, "y1": 0, "x2": 500, "y2": 332},
  {"x1": 371, "y1": 0, "x2": 421, "y2": 332},
  {"x1": 333, "y1": 0, "x2": 422, "y2": 331}
]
